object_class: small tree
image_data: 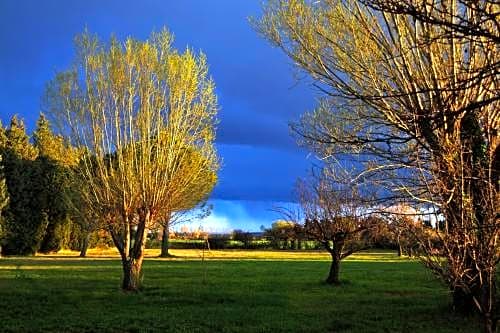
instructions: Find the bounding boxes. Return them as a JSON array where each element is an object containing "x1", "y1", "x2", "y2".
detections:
[
  {"x1": 159, "y1": 203, "x2": 212, "y2": 257},
  {"x1": 297, "y1": 169, "x2": 376, "y2": 285},
  {"x1": 157, "y1": 147, "x2": 216, "y2": 258},
  {"x1": 265, "y1": 220, "x2": 297, "y2": 249},
  {"x1": 379, "y1": 204, "x2": 422, "y2": 257}
]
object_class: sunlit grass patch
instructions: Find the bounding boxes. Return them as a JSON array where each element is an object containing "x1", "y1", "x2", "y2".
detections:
[{"x1": 36, "y1": 248, "x2": 406, "y2": 262}]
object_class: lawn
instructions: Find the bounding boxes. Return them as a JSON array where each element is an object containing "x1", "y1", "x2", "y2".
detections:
[{"x1": 0, "y1": 250, "x2": 480, "y2": 332}]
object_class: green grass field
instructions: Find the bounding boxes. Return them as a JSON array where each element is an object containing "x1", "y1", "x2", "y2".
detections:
[{"x1": 0, "y1": 250, "x2": 480, "y2": 332}]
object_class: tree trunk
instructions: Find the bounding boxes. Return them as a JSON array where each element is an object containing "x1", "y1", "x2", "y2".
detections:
[
  {"x1": 120, "y1": 212, "x2": 149, "y2": 292},
  {"x1": 121, "y1": 231, "x2": 147, "y2": 292},
  {"x1": 326, "y1": 251, "x2": 341, "y2": 285},
  {"x1": 452, "y1": 286, "x2": 475, "y2": 315},
  {"x1": 121, "y1": 256, "x2": 144, "y2": 291},
  {"x1": 79, "y1": 232, "x2": 90, "y2": 257},
  {"x1": 479, "y1": 271, "x2": 497, "y2": 333},
  {"x1": 482, "y1": 313, "x2": 496, "y2": 333},
  {"x1": 396, "y1": 233, "x2": 402, "y2": 256},
  {"x1": 160, "y1": 224, "x2": 170, "y2": 258}
]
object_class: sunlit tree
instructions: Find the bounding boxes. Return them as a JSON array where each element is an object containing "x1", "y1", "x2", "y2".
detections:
[
  {"x1": 158, "y1": 147, "x2": 216, "y2": 257},
  {"x1": 257, "y1": 0, "x2": 498, "y2": 330},
  {"x1": 46, "y1": 29, "x2": 219, "y2": 291}
]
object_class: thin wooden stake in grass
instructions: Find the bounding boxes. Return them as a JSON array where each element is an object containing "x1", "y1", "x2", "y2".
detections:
[{"x1": 201, "y1": 234, "x2": 210, "y2": 285}]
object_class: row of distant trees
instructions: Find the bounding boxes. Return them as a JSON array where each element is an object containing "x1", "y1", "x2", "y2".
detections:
[{"x1": 157, "y1": 217, "x2": 424, "y2": 256}]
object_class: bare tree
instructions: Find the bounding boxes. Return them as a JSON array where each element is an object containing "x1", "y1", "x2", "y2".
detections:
[
  {"x1": 360, "y1": 0, "x2": 500, "y2": 44},
  {"x1": 45, "y1": 29, "x2": 219, "y2": 291},
  {"x1": 257, "y1": 0, "x2": 498, "y2": 330},
  {"x1": 297, "y1": 168, "x2": 376, "y2": 285},
  {"x1": 378, "y1": 204, "x2": 422, "y2": 257}
]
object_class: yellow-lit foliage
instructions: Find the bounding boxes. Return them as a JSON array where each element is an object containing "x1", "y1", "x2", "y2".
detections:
[{"x1": 47, "y1": 29, "x2": 219, "y2": 290}]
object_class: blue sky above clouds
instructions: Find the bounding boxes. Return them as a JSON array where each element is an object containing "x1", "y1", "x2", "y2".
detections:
[{"x1": 0, "y1": 0, "x2": 318, "y2": 231}]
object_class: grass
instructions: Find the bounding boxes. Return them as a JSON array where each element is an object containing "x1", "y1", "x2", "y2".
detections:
[{"x1": 0, "y1": 249, "x2": 481, "y2": 332}]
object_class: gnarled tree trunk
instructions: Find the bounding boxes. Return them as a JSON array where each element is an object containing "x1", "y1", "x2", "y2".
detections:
[
  {"x1": 326, "y1": 252, "x2": 341, "y2": 285},
  {"x1": 110, "y1": 213, "x2": 149, "y2": 292},
  {"x1": 121, "y1": 256, "x2": 144, "y2": 291},
  {"x1": 326, "y1": 240, "x2": 344, "y2": 285}
]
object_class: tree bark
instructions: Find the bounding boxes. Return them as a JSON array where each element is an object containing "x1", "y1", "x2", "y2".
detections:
[
  {"x1": 480, "y1": 271, "x2": 497, "y2": 333},
  {"x1": 109, "y1": 212, "x2": 149, "y2": 292},
  {"x1": 452, "y1": 287, "x2": 475, "y2": 315},
  {"x1": 482, "y1": 316, "x2": 496, "y2": 333},
  {"x1": 121, "y1": 256, "x2": 144, "y2": 291},
  {"x1": 160, "y1": 224, "x2": 170, "y2": 258},
  {"x1": 326, "y1": 251, "x2": 341, "y2": 285},
  {"x1": 396, "y1": 233, "x2": 402, "y2": 256},
  {"x1": 79, "y1": 232, "x2": 90, "y2": 257}
]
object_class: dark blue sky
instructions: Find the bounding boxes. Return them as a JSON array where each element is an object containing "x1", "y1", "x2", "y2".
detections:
[{"x1": 0, "y1": 0, "x2": 318, "y2": 231}]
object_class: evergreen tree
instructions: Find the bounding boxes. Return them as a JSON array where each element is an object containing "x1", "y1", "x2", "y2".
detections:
[
  {"x1": 0, "y1": 120, "x2": 7, "y2": 148},
  {"x1": 1, "y1": 116, "x2": 43, "y2": 255},
  {"x1": 0, "y1": 155, "x2": 9, "y2": 257},
  {"x1": 33, "y1": 114, "x2": 79, "y2": 253},
  {"x1": 33, "y1": 114, "x2": 79, "y2": 166},
  {"x1": 3, "y1": 116, "x2": 37, "y2": 160}
]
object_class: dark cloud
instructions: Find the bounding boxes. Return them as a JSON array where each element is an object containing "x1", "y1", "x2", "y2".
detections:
[{"x1": 212, "y1": 144, "x2": 311, "y2": 202}]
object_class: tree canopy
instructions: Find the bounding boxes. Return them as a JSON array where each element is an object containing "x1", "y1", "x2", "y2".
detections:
[
  {"x1": 257, "y1": 0, "x2": 498, "y2": 329},
  {"x1": 45, "y1": 29, "x2": 219, "y2": 291}
]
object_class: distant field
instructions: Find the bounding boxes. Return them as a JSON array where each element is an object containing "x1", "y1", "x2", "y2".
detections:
[{"x1": 0, "y1": 250, "x2": 480, "y2": 332}]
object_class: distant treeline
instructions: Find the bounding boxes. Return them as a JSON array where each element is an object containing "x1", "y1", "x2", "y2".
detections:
[{"x1": 145, "y1": 222, "x2": 402, "y2": 251}]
